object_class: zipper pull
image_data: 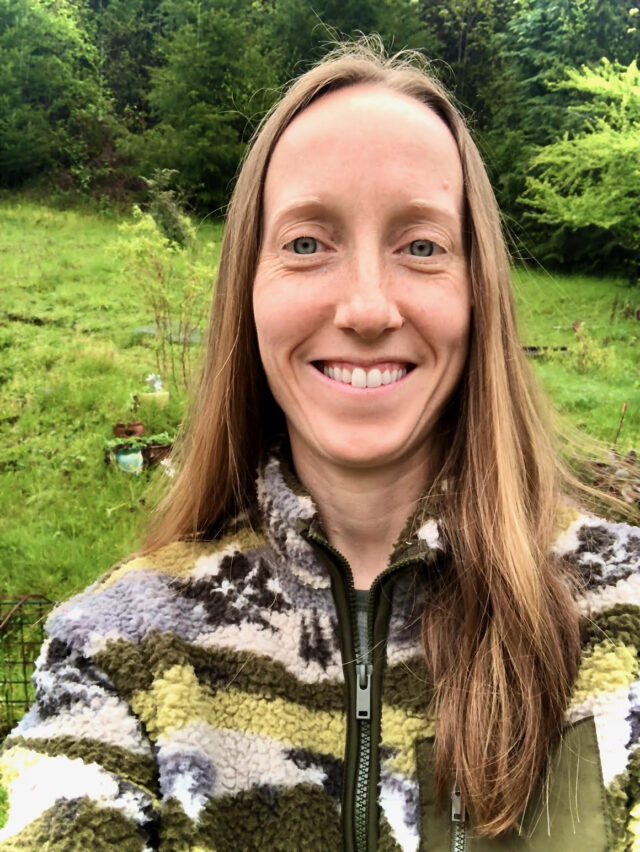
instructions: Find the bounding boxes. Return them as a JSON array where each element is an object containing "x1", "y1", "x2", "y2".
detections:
[
  {"x1": 356, "y1": 663, "x2": 372, "y2": 720},
  {"x1": 451, "y1": 784, "x2": 466, "y2": 823}
]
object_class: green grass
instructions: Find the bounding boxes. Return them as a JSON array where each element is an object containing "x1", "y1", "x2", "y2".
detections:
[
  {"x1": 513, "y1": 265, "x2": 640, "y2": 448},
  {"x1": 0, "y1": 199, "x2": 223, "y2": 602}
]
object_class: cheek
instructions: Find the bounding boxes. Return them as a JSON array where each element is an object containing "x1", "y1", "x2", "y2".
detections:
[
  {"x1": 253, "y1": 271, "x2": 332, "y2": 361},
  {"x1": 413, "y1": 296, "x2": 471, "y2": 350}
]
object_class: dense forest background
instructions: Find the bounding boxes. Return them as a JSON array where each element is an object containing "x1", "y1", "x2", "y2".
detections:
[{"x1": 2, "y1": 0, "x2": 640, "y2": 278}]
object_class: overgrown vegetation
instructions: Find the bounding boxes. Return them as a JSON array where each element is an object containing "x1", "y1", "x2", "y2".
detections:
[
  {"x1": 3, "y1": 0, "x2": 640, "y2": 274},
  {"x1": 113, "y1": 205, "x2": 213, "y2": 390},
  {"x1": 0, "y1": 200, "x2": 221, "y2": 602}
]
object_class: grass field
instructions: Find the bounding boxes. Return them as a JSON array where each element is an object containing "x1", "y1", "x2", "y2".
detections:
[
  {"x1": 513, "y1": 264, "x2": 640, "y2": 446},
  {"x1": 0, "y1": 200, "x2": 222, "y2": 602},
  {"x1": 1, "y1": 200, "x2": 638, "y2": 606}
]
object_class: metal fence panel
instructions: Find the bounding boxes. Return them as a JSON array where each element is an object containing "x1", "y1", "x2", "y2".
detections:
[{"x1": 0, "y1": 597, "x2": 54, "y2": 738}]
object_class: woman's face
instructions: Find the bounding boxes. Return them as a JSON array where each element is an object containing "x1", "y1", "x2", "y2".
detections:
[{"x1": 253, "y1": 84, "x2": 471, "y2": 474}]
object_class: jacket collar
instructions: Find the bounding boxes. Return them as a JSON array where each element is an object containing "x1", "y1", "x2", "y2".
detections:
[{"x1": 255, "y1": 447, "x2": 445, "y2": 589}]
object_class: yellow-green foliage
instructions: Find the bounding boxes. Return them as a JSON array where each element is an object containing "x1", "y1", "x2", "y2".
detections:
[
  {"x1": 0, "y1": 786, "x2": 7, "y2": 830},
  {"x1": 522, "y1": 59, "x2": 640, "y2": 259},
  {"x1": 112, "y1": 206, "x2": 216, "y2": 392}
]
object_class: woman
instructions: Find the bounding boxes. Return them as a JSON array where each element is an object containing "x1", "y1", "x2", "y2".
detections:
[{"x1": 1, "y1": 39, "x2": 639, "y2": 852}]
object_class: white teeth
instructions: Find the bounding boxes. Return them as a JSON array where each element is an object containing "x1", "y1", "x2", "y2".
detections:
[
  {"x1": 351, "y1": 367, "x2": 367, "y2": 388},
  {"x1": 321, "y1": 363, "x2": 409, "y2": 387},
  {"x1": 366, "y1": 368, "x2": 382, "y2": 388}
]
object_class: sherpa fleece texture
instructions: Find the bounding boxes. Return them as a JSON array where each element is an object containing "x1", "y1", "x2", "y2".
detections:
[{"x1": 1, "y1": 453, "x2": 640, "y2": 851}]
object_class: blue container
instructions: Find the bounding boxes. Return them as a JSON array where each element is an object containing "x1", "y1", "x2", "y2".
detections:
[{"x1": 114, "y1": 448, "x2": 144, "y2": 475}]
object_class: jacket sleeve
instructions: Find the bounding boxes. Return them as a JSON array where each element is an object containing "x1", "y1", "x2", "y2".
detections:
[{"x1": 0, "y1": 626, "x2": 159, "y2": 851}]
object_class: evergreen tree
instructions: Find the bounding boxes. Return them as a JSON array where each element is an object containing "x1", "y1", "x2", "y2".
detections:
[
  {"x1": 521, "y1": 59, "x2": 640, "y2": 278},
  {"x1": 0, "y1": 0, "x2": 106, "y2": 188}
]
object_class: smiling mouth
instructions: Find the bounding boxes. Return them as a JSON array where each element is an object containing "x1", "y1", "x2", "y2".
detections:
[{"x1": 313, "y1": 361, "x2": 415, "y2": 389}]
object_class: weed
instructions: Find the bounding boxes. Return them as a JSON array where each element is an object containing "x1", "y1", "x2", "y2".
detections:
[
  {"x1": 143, "y1": 169, "x2": 193, "y2": 249},
  {"x1": 571, "y1": 321, "x2": 610, "y2": 374},
  {"x1": 113, "y1": 207, "x2": 215, "y2": 392}
]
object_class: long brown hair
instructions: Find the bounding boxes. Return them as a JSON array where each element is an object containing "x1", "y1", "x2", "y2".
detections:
[{"x1": 143, "y1": 37, "x2": 581, "y2": 836}]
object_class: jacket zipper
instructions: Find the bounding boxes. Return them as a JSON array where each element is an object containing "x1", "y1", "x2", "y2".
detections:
[
  {"x1": 450, "y1": 786, "x2": 467, "y2": 852},
  {"x1": 354, "y1": 662, "x2": 372, "y2": 852},
  {"x1": 305, "y1": 528, "x2": 423, "y2": 852},
  {"x1": 306, "y1": 531, "x2": 371, "y2": 852}
]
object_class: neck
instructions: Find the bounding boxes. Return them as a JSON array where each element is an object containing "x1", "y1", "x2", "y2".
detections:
[{"x1": 290, "y1": 443, "x2": 432, "y2": 590}]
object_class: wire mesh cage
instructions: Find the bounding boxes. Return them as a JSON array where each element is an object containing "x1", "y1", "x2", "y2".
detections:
[{"x1": 0, "y1": 596, "x2": 54, "y2": 738}]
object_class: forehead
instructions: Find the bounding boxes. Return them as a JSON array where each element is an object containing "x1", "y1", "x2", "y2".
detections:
[{"x1": 262, "y1": 83, "x2": 464, "y2": 225}]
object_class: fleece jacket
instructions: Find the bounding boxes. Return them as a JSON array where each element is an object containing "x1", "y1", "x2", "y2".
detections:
[{"x1": 1, "y1": 452, "x2": 640, "y2": 851}]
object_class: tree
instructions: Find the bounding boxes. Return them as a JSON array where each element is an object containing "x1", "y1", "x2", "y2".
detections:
[
  {"x1": 129, "y1": 0, "x2": 281, "y2": 209},
  {"x1": 261, "y1": 0, "x2": 435, "y2": 86},
  {"x1": 520, "y1": 59, "x2": 640, "y2": 279},
  {"x1": 475, "y1": 0, "x2": 640, "y2": 263},
  {"x1": 0, "y1": 0, "x2": 106, "y2": 188},
  {"x1": 78, "y1": 0, "x2": 163, "y2": 127},
  {"x1": 416, "y1": 0, "x2": 520, "y2": 112}
]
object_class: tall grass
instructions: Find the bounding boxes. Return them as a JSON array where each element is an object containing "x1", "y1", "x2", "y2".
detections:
[
  {"x1": 0, "y1": 200, "x2": 222, "y2": 600},
  {"x1": 513, "y1": 265, "x2": 640, "y2": 448}
]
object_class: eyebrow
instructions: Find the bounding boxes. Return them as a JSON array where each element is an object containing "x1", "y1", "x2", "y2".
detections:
[{"x1": 269, "y1": 196, "x2": 462, "y2": 233}]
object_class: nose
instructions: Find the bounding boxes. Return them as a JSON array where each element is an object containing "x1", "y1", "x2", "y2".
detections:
[{"x1": 333, "y1": 255, "x2": 403, "y2": 339}]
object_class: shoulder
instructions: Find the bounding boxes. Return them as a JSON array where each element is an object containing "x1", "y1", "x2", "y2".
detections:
[{"x1": 45, "y1": 524, "x2": 273, "y2": 659}]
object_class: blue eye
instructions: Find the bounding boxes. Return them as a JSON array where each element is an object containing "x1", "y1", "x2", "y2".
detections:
[
  {"x1": 406, "y1": 239, "x2": 441, "y2": 257},
  {"x1": 291, "y1": 236, "x2": 319, "y2": 254}
]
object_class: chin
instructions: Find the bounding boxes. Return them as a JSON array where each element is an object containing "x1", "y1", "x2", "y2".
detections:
[{"x1": 314, "y1": 431, "x2": 422, "y2": 470}]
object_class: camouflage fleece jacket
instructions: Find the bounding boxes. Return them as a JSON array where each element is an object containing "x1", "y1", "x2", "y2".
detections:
[{"x1": 1, "y1": 452, "x2": 640, "y2": 852}]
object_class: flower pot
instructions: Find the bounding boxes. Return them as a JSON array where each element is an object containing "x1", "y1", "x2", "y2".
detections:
[
  {"x1": 114, "y1": 421, "x2": 145, "y2": 438},
  {"x1": 139, "y1": 391, "x2": 169, "y2": 409},
  {"x1": 114, "y1": 448, "x2": 144, "y2": 475}
]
